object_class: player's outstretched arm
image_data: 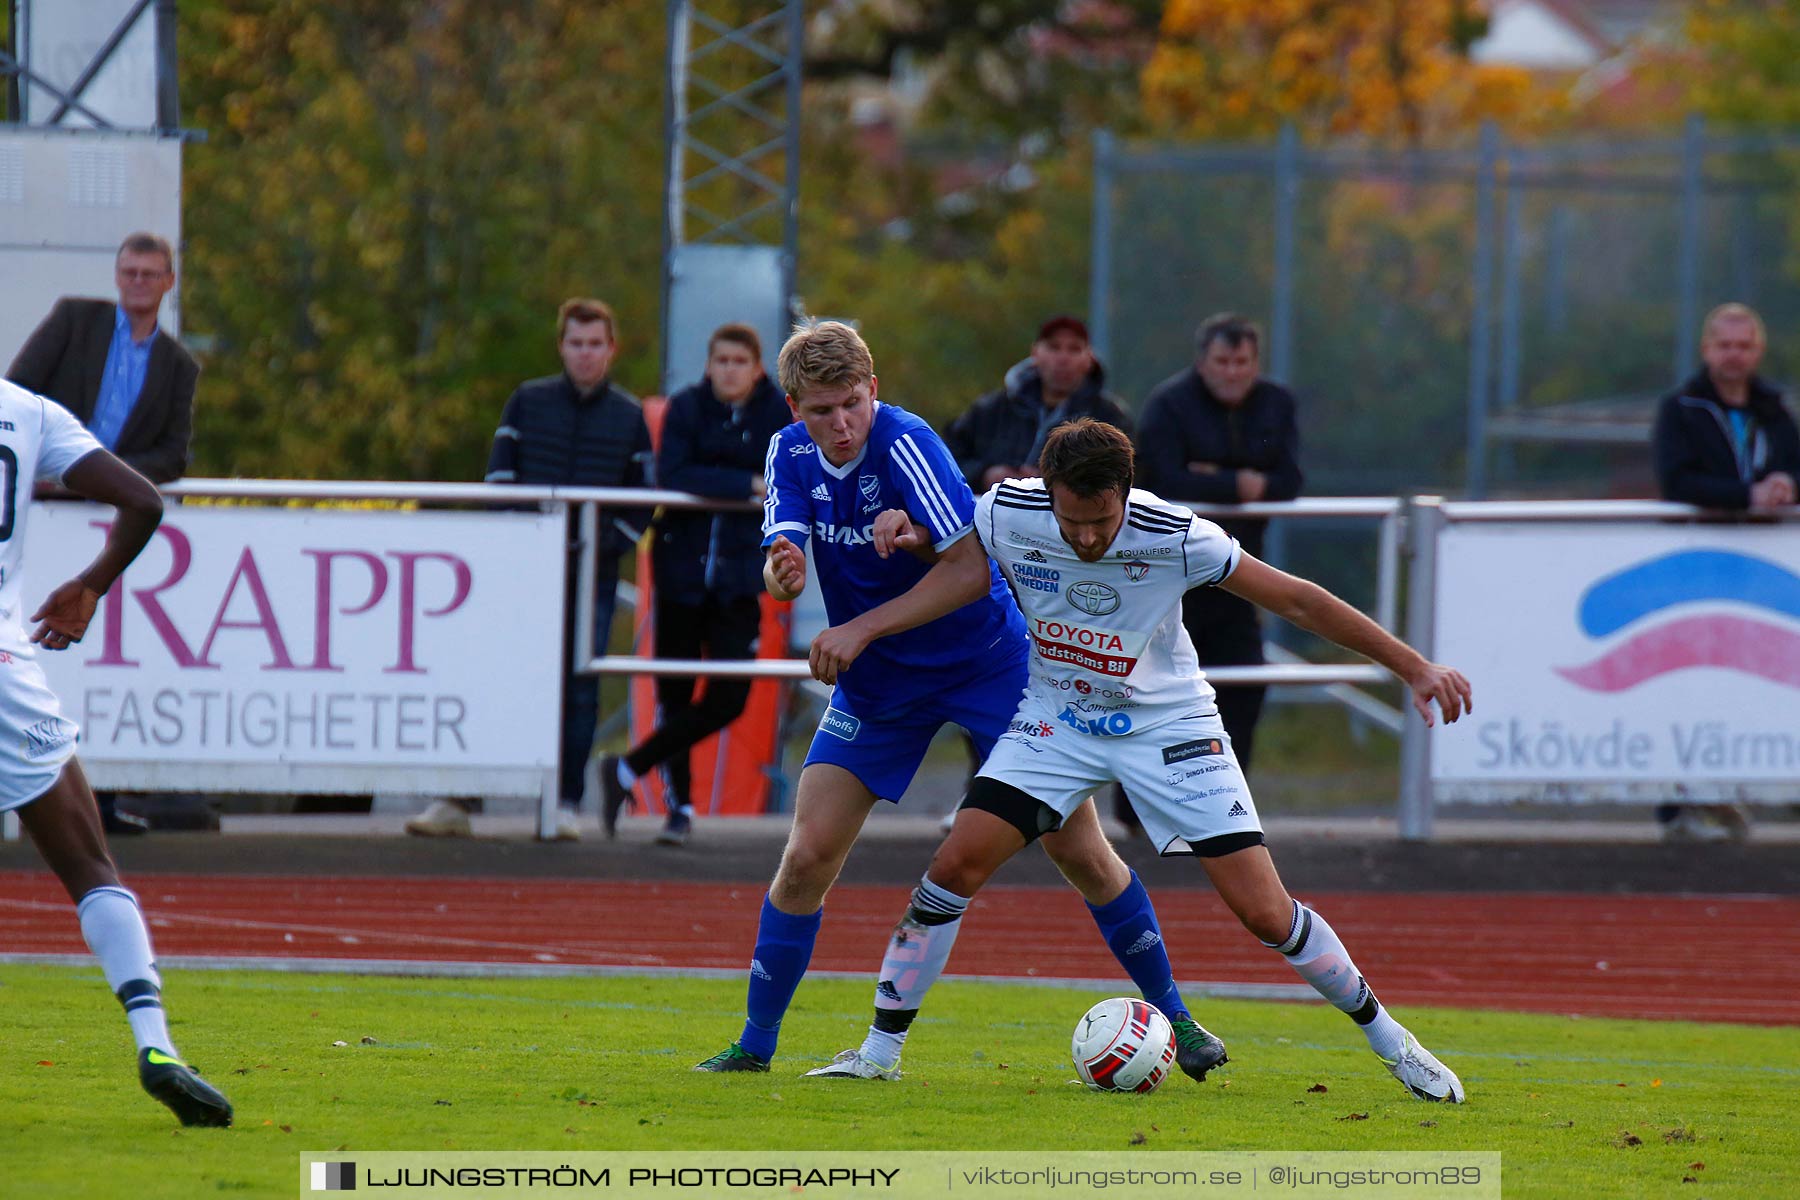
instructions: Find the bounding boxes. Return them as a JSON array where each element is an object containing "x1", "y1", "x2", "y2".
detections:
[
  {"x1": 764, "y1": 534, "x2": 807, "y2": 601},
  {"x1": 808, "y1": 532, "x2": 991, "y2": 684},
  {"x1": 31, "y1": 450, "x2": 163, "y2": 651},
  {"x1": 1220, "y1": 552, "x2": 1472, "y2": 726}
]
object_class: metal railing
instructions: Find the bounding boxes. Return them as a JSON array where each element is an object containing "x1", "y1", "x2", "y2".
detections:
[
  {"x1": 575, "y1": 492, "x2": 1407, "y2": 695},
  {"x1": 29, "y1": 481, "x2": 1736, "y2": 844},
  {"x1": 141, "y1": 481, "x2": 1403, "y2": 694}
]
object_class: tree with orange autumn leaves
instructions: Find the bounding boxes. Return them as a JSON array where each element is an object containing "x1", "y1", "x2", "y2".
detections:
[{"x1": 1143, "y1": 0, "x2": 1556, "y2": 143}]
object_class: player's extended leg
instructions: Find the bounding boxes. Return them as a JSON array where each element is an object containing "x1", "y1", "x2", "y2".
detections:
[
  {"x1": 1201, "y1": 844, "x2": 1465, "y2": 1103},
  {"x1": 694, "y1": 764, "x2": 877, "y2": 1072},
  {"x1": 18, "y1": 760, "x2": 234, "y2": 1126},
  {"x1": 808, "y1": 794, "x2": 1030, "y2": 1080},
  {"x1": 1039, "y1": 800, "x2": 1226, "y2": 1082}
]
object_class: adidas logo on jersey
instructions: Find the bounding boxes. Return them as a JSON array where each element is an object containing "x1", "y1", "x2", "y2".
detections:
[
  {"x1": 811, "y1": 483, "x2": 832, "y2": 501},
  {"x1": 1124, "y1": 930, "x2": 1163, "y2": 956},
  {"x1": 1227, "y1": 800, "x2": 1248, "y2": 818},
  {"x1": 750, "y1": 958, "x2": 773, "y2": 981},
  {"x1": 1023, "y1": 548, "x2": 1048, "y2": 563}
]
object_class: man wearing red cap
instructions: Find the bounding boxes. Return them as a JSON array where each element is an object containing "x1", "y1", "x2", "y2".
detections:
[{"x1": 945, "y1": 316, "x2": 1133, "y2": 491}]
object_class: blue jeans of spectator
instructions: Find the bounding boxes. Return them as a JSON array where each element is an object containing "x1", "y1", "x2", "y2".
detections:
[{"x1": 561, "y1": 558, "x2": 618, "y2": 807}]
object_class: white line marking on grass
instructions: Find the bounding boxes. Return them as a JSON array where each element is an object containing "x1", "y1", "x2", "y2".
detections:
[
  {"x1": 0, "y1": 901, "x2": 668, "y2": 967},
  {"x1": 0, "y1": 950, "x2": 1312, "y2": 1000}
]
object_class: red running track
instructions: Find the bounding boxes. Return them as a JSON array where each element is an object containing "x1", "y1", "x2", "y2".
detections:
[{"x1": 2, "y1": 871, "x2": 1793, "y2": 1026}]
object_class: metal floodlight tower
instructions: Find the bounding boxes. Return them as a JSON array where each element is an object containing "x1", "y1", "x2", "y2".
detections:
[
  {"x1": 3, "y1": 0, "x2": 184, "y2": 132},
  {"x1": 0, "y1": 1, "x2": 191, "y2": 367},
  {"x1": 660, "y1": 0, "x2": 803, "y2": 394}
]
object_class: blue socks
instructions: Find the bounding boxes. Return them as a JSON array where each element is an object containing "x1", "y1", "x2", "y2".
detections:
[
  {"x1": 738, "y1": 895, "x2": 822, "y2": 1061},
  {"x1": 1087, "y1": 871, "x2": 1187, "y2": 1019}
]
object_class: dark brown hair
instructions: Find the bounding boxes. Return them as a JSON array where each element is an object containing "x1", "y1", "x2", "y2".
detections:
[
  {"x1": 557, "y1": 297, "x2": 616, "y2": 343},
  {"x1": 709, "y1": 322, "x2": 762, "y2": 360},
  {"x1": 1195, "y1": 312, "x2": 1260, "y2": 356},
  {"x1": 1039, "y1": 418, "x2": 1134, "y2": 497}
]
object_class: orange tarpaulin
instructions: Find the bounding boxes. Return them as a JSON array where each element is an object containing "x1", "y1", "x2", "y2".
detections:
[{"x1": 624, "y1": 396, "x2": 791, "y2": 816}]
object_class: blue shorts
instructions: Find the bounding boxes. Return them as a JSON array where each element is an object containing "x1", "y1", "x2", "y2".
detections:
[{"x1": 803, "y1": 655, "x2": 1029, "y2": 802}]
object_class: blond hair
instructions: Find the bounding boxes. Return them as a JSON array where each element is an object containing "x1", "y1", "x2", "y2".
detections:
[
  {"x1": 1703, "y1": 302, "x2": 1765, "y2": 346},
  {"x1": 777, "y1": 320, "x2": 873, "y2": 399}
]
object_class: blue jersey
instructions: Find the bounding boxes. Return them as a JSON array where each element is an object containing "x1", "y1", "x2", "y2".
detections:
[{"x1": 762, "y1": 402, "x2": 1026, "y2": 711}]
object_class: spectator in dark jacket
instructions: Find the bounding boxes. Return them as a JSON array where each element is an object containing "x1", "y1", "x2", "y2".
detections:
[
  {"x1": 1135, "y1": 313, "x2": 1303, "y2": 775},
  {"x1": 1649, "y1": 302, "x2": 1797, "y2": 842},
  {"x1": 408, "y1": 298, "x2": 651, "y2": 841},
  {"x1": 600, "y1": 323, "x2": 790, "y2": 846},
  {"x1": 945, "y1": 316, "x2": 1132, "y2": 491},
  {"x1": 1654, "y1": 304, "x2": 1799, "y2": 512}
]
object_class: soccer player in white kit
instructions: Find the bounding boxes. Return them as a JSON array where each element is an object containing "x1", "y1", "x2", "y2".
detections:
[
  {"x1": 0, "y1": 379, "x2": 232, "y2": 1127},
  {"x1": 808, "y1": 419, "x2": 1472, "y2": 1102}
]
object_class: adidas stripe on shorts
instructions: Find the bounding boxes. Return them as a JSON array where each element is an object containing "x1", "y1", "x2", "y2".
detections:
[{"x1": 975, "y1": 692, "x2": 1262, "y2": 856}]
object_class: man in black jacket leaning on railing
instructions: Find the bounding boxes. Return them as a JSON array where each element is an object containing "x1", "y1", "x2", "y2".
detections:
[
  {"x1": 599, "y1": 323, "x2": 791, "y2": 846},
  {"x1": 408, "y1": 297, "x2": 651, "y2": 840},
  {"x1": 1654, "y1": 303, "x2": 1799, "y2": 513},
  {"x1": 1135, "y1": 313, "x2": 1303, "y2": 777},
  {"x1": 1649, "y1": 302, "x2": 1799, "y2": 843}
]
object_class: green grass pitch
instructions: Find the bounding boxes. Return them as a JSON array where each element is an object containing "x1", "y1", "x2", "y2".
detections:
[{"x1": 1, "y1": 965, "x2": 1794, "y2": 1198}]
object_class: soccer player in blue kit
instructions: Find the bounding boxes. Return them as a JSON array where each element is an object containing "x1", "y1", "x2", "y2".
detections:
[{"x1": 695, "y1": 321, "x2": 1226, "y2": 1081}]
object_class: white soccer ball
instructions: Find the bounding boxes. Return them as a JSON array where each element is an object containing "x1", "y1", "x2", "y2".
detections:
[{"x1": 1071, "y1": 997, "x2": 1175, "y2": 1093}]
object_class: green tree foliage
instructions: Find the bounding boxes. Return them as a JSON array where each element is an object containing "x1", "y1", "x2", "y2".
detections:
[
  {"x1": 180, "y1": 1, "x2": 667, "y2": 480},
  {"x1": 793, "y1": 111, "x2": 1096, "y2": 429},
  {"x1": 789, "y1": 3, "x2": 1159, "y2": 427},
  {"x1": 805, "y1": 0, "x2": 1163, "y2": 138},
  {"x1": 1685, "y1": 0, "x2": 1800, "y2": 126}
]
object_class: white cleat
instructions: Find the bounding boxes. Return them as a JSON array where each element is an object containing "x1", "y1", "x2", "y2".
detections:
[
  {"x1": 804, "y1": 1049, "x2": 902, "y2": 1080},
  {"x1": 551, "y1": 805, "x2": 583, "y2": 842},
  {"x1": 1380, "y1": 1033, "x2": 1465, "y2": 1103},
  {"x1": 404, "y1": 799, "x2": 472, "y2": 838}
]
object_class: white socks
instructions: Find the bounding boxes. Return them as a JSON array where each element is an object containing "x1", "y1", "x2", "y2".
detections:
[
  {"x1": 77, "y1": 886, "x2": 175, "y2": 1055},
  {"x1": 1265, "y1": 899, "x2": 1407, "y2": 1061},
  {"x1": 858, "y1": 878, "x2": 969, "y2": 1068}
]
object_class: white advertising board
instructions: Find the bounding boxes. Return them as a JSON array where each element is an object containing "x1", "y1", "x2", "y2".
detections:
[
  {"x1": 17, "y1": 503, "x2": 564, "y2": 796},
  {"x1": 1431, "y1": 523, "x2": 1800, "y2": 801}
]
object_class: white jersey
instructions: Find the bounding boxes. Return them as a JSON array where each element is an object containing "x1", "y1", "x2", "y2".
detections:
[
  {"x1": 0, "y1": 381, "x2": 105, "y2": 655},
  {"x1": 974, "y1": 478, "x2": 1240, "y2": 733}
]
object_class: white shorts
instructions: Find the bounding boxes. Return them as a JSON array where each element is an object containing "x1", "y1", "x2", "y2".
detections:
[
  {"x1": 976, "y1": 693, "x2": 1263, "y2": 856},
  {"x1": 0, "y1": 653, "x2": 79, "y2": 813}
]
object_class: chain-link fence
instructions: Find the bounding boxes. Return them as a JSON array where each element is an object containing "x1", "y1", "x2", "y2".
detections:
[{"x1": 1090, "y1": 119, "x2": 1800, "y2": 501}]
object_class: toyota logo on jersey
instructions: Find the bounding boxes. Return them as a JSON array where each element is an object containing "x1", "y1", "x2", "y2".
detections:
[{"x1": 1066, "y1": 581, "x2": 1121, "y2": 615}]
